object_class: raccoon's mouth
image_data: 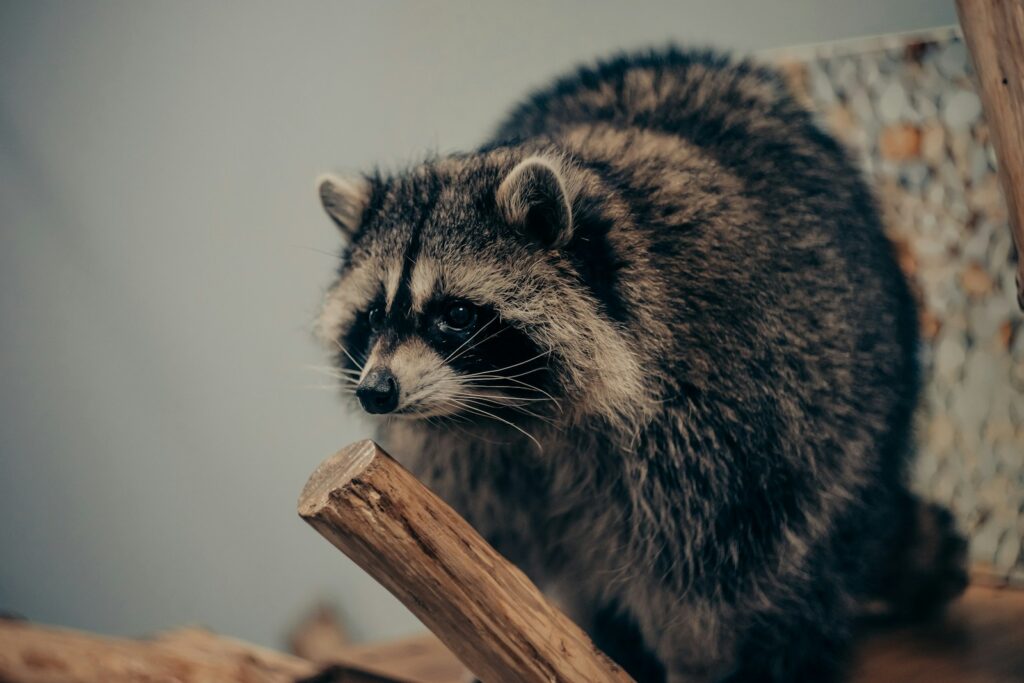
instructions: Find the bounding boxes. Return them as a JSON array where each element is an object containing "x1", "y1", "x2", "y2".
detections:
[
  {"x1": 348, "y1": 383, "x2": 538, "y2": 422},
  {"x1": 388, "y1": 404, "x2": 463, "y2": 419},
  {"x1": 387, "y1": 388, "x2": 515, "y2": 421}
]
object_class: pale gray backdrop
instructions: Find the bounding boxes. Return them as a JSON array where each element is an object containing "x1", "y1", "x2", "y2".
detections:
[{"x1": 0, "y1": 1, "x2": 956, "y2": 648}]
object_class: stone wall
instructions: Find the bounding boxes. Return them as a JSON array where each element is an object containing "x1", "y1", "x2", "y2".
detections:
[{"x1": 775, "y1": 28, "x2": 1023, "y2": 576}]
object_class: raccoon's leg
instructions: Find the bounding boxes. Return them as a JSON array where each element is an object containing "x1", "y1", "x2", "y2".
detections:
[
  {"x1": 579, "y1": 602, "x2": 668, "y2": 683},
  {"x1": 722, "y1": 634, "x2": 847, "y2": 682},
  {"x1": 624, "y1": 590, "x2": 740, "y2": 683},
  {"x1": 718, "y1": 492, "x2": 967, "y2": 682},
  {"x1": 720, "y1": 592, "x2": 853, "y2": 683},
  {"x1": 633, "y1": 600, "x2": 849, "y2": 683},
  {"x1": 621, "y1": 556, "x2": 855, "y2": 683}
]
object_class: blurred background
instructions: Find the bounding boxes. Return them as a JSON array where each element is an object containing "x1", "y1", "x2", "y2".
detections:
[{"x1": 0, "y1": 0, "x2": 978, "y2": 650}]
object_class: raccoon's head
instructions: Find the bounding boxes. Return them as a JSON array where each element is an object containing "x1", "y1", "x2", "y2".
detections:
[{"x1": 315, "y1": 149, "x2": 650, "y2": 438}]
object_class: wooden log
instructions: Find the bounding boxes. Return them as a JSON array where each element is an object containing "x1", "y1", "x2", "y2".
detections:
[
  {"x1": 0, "y1": 618, "x2": 315, "y2": 683},
  {"x1": 956, "y1": 0, "x2": 1024, "y2": 308},
  {"x1": 298, "y1": 440, "x2": 633, "y2": 683},
  {"x1": 0, "y1": 619, "x2": 399, "y2": 683}
]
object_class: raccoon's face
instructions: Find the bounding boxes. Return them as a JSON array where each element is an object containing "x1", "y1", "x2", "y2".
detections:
[{"x1": 315, "y1": 151, "x2": 648, "y2": 435}]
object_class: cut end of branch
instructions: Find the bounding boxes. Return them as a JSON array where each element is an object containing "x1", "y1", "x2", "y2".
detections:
[{"x1": 298, "y1": 440, "x2": 380, "y2": 518}]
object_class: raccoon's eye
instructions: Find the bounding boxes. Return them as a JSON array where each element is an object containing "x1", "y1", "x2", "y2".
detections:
[
  {"x1": 367, "y1": 305, "x2": 385, "y2": 331},
  {"x1": 440, "y1": 301, "x2": 477, "y2": 332}
]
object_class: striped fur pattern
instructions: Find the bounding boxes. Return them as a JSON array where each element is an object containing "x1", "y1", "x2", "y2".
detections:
[{"x1": 315, "y1": 49, "x2": 966, "y2": 682}]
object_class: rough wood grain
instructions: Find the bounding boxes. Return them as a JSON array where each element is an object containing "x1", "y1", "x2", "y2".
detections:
[
  {"x1": 957, "y1": 0, "x2": 1024, "y2": 308},
  {"x1": 298, "y1": 440, "x2": 633, "y2": 683}
]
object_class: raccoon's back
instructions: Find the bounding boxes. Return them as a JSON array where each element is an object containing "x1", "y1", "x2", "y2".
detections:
[
  {"x1": 491, "y1": 49, "x2": 828, "y2": 176},
  {"x1": 490, "y1": 49, "x2": 879, "y2": 231},
  {"x1": 494, "y1": 47, "x2": 915, "y2": 321},
  {"x1": 492, "y1": 48, "x2": 915, "y2": 336}
]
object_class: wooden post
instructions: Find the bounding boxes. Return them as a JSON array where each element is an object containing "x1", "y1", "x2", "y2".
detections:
[
  {"x1": 298, "y1": 440, "x2": 633, "y2": 683},
  {"x1": 957, "y1": 0, "x2": 1024, "y2": 309}
]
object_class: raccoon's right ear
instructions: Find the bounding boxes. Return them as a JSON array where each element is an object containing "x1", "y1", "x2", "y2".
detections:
[
  {"x1": 497, "y1": 156, "x2": 576, "y2": 249},
  {"x1": 317, "y1": 173, "x2": 372, "y2": 239}
]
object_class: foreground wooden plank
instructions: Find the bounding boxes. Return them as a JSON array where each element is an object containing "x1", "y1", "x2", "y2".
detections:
[
  {"x1": 0, "y1": 619, "x2": 317, "y2": 683},
  {"x1": 298, "y1": 440, "x2": 633, "y2": 683},
  {"x1": 0, "y1": 620, "x2": 408, "y2": 683},
  {"x1": 957, "y1": 0, "x2": 1024, "y2": 308}
]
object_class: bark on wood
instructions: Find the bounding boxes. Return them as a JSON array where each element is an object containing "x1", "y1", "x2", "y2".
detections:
[
  {"x1": 297, "y1": 440, "x2": 633, "y2": 683},
  {"x1": 957, "y1": 0, "x2": 1024, "y2": 308}
]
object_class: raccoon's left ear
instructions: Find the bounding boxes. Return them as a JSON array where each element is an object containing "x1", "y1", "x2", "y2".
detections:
[
  {"x1": 496, "y1": 156, "x2": 576, "y2": 249},
  {"x1": 317, "y1": 173, "x2": 372, "y2": 239}
]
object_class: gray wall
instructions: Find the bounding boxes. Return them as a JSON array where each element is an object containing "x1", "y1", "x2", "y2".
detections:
[{"x1": 0, "y1": 1, "x2": 956, "y2": 648}]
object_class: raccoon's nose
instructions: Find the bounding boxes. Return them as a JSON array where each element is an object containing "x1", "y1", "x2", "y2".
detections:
[{"x1": 356, "y1": 367, "x2": 400, "y2": 414}]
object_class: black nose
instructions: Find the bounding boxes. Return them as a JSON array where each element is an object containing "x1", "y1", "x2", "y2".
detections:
[{"x1": 356, "y1": 367, "x2": 400, "y2": 414}]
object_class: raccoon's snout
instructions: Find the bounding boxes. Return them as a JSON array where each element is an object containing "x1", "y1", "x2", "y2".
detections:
[{"x1": 356, "y1": 367, "x2": 400, "y2": 414}]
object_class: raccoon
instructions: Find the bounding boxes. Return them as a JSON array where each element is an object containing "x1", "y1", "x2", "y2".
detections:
[{"x1": 314, "y1": 49, "x2": 967, "y2": 682}]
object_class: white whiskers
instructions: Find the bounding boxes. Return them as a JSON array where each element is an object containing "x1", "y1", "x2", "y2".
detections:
[
  {"x1": 311, "y1": 334, "x2": 558, "y2": 453},
  {"x1": 331, "y1": 338, "x2": 366, "y2": 372}
]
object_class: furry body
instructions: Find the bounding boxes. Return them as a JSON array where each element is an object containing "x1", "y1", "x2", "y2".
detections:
[{"x1": 316, "y1": 50, "x2": 965, "y2": 682}]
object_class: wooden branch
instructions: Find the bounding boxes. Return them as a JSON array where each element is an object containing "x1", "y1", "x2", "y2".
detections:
[
  {"x1": 298, "y1": 440, "x2": 633, "y2": 683},
  {"x1": 957, "y1": 0, "x2": 1024, "y2": 308},
  {"x1": 0, "y1": 618, "x2": 314, "y2": 683},
  {"x1": 0, "y1": 619, "x2": 402, "y2": 683}
]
